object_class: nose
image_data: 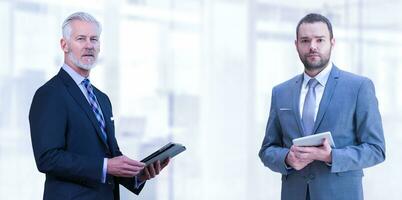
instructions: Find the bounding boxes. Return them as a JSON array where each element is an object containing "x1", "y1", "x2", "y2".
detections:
[
  {"x1": 309, "y1": 41, "x2": 318, "y2": 51},
  {"x1": 84, "y1": 38, "x2": 94, "y2": 49}
]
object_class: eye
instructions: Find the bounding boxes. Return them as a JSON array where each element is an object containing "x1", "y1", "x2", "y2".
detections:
[
  {"x1": 317, "y1": 38, "x2": 324, "y2": 42},
  {"x1": 300, "y1": 39, "x2": 309, "y2": 43},
  {"x1": 91, "y1": 38, "x2": 98, "y2": 42}
]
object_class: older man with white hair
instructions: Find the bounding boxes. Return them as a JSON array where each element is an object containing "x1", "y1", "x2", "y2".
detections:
[{"x1": 29, "y1": 12, "x2": 169, "y2": 200}]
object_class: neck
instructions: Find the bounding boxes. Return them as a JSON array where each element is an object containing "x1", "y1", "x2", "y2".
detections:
[
  {"x1": 305, "y1": 68, "x2": 324, "y2": 77},
  {"x1": 65, "y1": 59, "x2": 90, "y2": 77}
]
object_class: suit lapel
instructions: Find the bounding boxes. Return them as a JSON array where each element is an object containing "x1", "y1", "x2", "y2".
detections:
[
  {"x1": 292, "y1": 74, "x2": 304, "y2": 136},
  {"x1": 57, "y1": 69, "x2": 110, "y2": 149},
  {"x1": 312, "y1": 65, "x2": 340, "y2": 134}
]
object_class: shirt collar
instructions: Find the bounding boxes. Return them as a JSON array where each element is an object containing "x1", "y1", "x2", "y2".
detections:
[
  {"x1": 303, "y1": 61, "x2": 333, "y2": 88},
  {"x1": 61, "y1": 63, "x2": 89, "y2": 86}
]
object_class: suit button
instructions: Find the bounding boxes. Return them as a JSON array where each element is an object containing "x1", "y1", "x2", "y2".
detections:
[{"x1": 308, "y1": 174, "x2": 315, "y2": 180}]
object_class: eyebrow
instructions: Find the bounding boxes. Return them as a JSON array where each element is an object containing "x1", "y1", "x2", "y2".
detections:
[
  {"x1": 299, "y1": 35, "x2": 325, "y2": 40},
  {"x1": 75, "y1": 35, "x2": 99, "y2": 38},
  {"x1": 300, "y1": 35, "x2": 326, "y2": 39}
]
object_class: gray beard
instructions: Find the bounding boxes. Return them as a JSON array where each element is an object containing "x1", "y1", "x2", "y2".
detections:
[{"x1": 68, "y1": 52, "x2": 96, "y2": 70}]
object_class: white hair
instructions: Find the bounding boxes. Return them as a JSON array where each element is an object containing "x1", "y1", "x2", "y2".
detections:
[{"x1": 62, "y1": 12, "x2": 102, "y2": 40}]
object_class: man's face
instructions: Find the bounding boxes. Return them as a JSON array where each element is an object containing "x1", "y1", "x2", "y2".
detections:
[
  {"x1": 295, "y1": 22, "x2": 334, "y2": 71},
  {"x1": 62, "y1": 20, "x2": 100, "y2": 70}
]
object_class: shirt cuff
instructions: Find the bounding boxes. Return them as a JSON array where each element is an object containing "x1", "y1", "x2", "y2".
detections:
[
  {"x1": 134, "y1": 176, "x2": 145, "y2": 189},
  {"x1": 285, "y1": 164, "x2": 293, "y2": 170},
  {"x1": 101, "y1": 158, "x2": 108, "y2": 183}
]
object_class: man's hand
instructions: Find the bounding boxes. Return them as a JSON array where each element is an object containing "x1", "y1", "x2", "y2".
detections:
[
  {"x1": 107, "y1": 155, "x2": 146, "y2": 177},
  {"x1": 139, "y1": 158, "x2": 170, "y2": 182},
  {"x1": 292, "y1": 138, "x2": 332, "y2": 163},
  {"x1": 286, "y1": 146, "x2": 314, "y2": 170},
  {"x1": 286, "y1": 138, "x2": 332, "y2": 170}
]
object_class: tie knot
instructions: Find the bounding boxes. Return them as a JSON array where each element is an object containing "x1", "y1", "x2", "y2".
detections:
[
  {"x1": 82, "y1": 78, "x2": 91, "y2": 87},
  {"x1": 307, "y1": 78, "x2": 319, "y2": 89}
]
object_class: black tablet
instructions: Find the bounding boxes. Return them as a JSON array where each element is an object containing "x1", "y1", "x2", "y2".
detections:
[{"x1": 141, "y1": 142, "x2": 186, "y2": 165}]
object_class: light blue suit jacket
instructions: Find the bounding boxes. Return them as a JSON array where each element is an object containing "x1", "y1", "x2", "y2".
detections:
[{"x1": 259, "y1": 65, "x2": 385, "y2": 200}]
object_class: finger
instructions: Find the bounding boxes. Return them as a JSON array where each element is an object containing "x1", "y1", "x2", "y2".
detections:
[
  {"x1": 294, "y1": 152, "x2": 312, "y2": 162},
  {"x1": 121, "y1": 164, "x2": 144, "y2": 174},
  {"x1": 148, "y1": 164, "x2": 156, "y2": 178},
  {"x1": 296, "y1": 151, "x2": 313, "y2": 160},
  {"x1": 142, "y1": 167, "x2": 151, "y2": 180},
  {"x1": 296, "y1": 146, "x2": 318, "y2": 154},
  {"x1": 321, "y1": 138, "x2": 328, "y2": 145},
  {"x1": 298, "y1": 155, "x2": 312, "y2": 162},
  {"x1": 122, "y1": 171, "x2": 138, "y2": 177},
  {"x1": 124, "y1": 158, "x2": 146, "y2": 167},
  {"x1": 292, "y1": 145, "x2": 308, "y2": 153},
  {"x1": 154, "y1": 161, "x2": 161, "y2": 174},
  {"x1": 118, "y1": 168, "x2": 139, "y2": 177},
  {"x1": 322, "y1": 138, "x2": 331, "y2": 148},
  {"x1": 161, "y1": 158, "x2": 170, "y2": 169},
  {"x1": 288, "y1": 150, "x2": 298, "y2": 160},
  {"x1": 290, "y1": 145, "x2": 298, "y2": 152},
  {"x1": 119, "y1": 170, "x2": 140, "y2": 177},
  {"x1": 295, "y1": 152, "x2": 305, "y2": 160}
]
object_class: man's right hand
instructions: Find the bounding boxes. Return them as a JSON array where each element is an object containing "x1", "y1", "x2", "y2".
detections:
[
  {"x1": 285, "y1": 145, "x2": 314, "y2": 170},
  {"x1": 107, "y1": 155, "x2": 146, "y2": 177}
]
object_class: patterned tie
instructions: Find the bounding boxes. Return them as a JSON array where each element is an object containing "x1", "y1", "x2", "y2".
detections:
[
  {"x1": 82, "y1": 78, "x2": 107, "y2": 141},
  {"x1": 302, "y1": 78, "x2": 319, "y2": 135}
]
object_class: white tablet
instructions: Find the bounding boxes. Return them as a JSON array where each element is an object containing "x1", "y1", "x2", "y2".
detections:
[{"x1": 292, "y1": 131, "x2": 335, "y2": 148}]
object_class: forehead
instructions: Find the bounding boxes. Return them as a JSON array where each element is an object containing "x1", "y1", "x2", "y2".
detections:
[
  {"x1": 297, "y1": 22, "x2": 330, "y2": 38},
  {"x1": 70, "y1": 20, "x2": 99, "y2": 37}
]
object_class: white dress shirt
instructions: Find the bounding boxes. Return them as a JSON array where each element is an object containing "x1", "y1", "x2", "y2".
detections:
[{"x1": 299, "y1": 62, "x2": 333, "y2": 120}]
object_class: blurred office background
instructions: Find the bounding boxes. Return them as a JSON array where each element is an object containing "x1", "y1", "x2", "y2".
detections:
[{"x1": 0, "y1": 0, "x2": 401, "y2": 199}]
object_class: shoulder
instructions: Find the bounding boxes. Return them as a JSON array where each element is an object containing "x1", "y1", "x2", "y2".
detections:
[
  {"x1": 334, "y1": 66, "x2": 373, "y2": 89},
  {"x1": 33, "y1": 74, "x2": 65, "y2": 99},
  {"x1": 337, "y1": 68, "x2": 369, "y2": 82},
  {"x1": 30, "y1": 74, "x2": 68, "y2": 117}
]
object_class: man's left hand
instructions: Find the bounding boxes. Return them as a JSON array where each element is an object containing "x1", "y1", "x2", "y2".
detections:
[
  {"x1": 292, "y1": 138, "x2": 332, "y2": 163},
  {"x1": 138, "y1": 158, "x2": 170, "y2": 182}
]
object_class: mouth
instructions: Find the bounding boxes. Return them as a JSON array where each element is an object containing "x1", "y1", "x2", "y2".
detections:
[
  {"x1": 82, "y1": 54, "x2": 94, "y2": 58},
  {"x1": 81, "y1": 54, "x2": 96, "y2": 63},
  {"x1": 307, "y1": 54, "x2": 320, "y2": 59}
]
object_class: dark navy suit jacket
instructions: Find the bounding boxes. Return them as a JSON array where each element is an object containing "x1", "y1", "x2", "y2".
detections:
[{"x1": 29, "y1": 69, "x2": 144, "y2": 200}]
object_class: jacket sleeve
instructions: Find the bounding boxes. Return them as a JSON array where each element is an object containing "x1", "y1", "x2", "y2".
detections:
[
  {"x1": 259, "y1": 87, "x2": 292, "y2": 175},
  {"x1": 29, "y1": 85, "x2": 104, "y2": 186},
  {"x1": 331, "y1": 78, "x2": 386, "y2": 172}
]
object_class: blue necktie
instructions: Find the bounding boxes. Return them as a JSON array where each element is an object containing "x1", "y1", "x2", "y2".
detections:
[
  {"x1": 302, "y1": 78, "x2": 319, "y2": 135},
  {"x1": 82, "y1": 78, "x2": 107, "y2": 141}
]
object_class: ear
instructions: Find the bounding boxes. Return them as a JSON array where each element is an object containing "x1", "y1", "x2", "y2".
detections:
[
  {"x1": 60, "y1": 38, "x2": 69, "y2": 53},
  {"x1": 294, "y1": 39, "x2": 298, "y2": 50},
  {"x1": 330, "y1": 38, "x2": 336, "y2": 47}
]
